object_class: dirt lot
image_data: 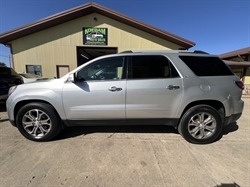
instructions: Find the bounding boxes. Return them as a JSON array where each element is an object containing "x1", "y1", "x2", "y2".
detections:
[{"x1": 0, "y1": 98, "x2": 249, "y2": 187}]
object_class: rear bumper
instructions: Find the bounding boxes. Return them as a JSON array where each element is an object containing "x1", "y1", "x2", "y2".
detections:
[{"x1": 224, "y1": 113, "x2": 242, "y2": 125}]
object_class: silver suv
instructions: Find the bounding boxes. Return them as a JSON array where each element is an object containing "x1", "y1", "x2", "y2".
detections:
[{"x1": 6, "y1": 50, "x2": 244, "y2": 144}]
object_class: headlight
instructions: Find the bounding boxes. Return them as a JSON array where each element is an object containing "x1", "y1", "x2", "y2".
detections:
[{"x1": 8, "y1": 86, "x2": 17, "y2": 96}]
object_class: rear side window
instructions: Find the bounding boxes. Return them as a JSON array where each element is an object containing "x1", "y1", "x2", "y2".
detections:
[
  {"x1": 128, "y1": 55, "x2": 180, "y2": 79},
  {"x1": 179, "y1": 56, "x2": 234, "y2": 76}
]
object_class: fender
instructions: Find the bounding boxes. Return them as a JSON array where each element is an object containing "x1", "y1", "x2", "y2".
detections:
[{"x1": 7, "y1": 87, "x2": 66, "y2": 121}]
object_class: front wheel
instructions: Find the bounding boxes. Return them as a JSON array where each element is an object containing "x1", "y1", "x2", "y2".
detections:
[
  {"x1": 178, "y1": 105, "x2": 223, "y2": 144},
  {"x1": 16, "y1": 102, "x2": 62, "y2": 142}
]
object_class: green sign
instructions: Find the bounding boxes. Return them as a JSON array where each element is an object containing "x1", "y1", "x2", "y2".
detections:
[{"x1": 83, "y1": 28, "x2": 108, "y2": 45}]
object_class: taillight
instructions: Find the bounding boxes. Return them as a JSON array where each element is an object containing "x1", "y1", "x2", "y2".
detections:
[{"x1": 235, "y1": 81, "x2": 244, "y2": 90}]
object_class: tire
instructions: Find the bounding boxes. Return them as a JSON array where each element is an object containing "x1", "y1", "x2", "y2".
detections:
[
  {"x1": 178, "y1": 105, "x2": 223, "y2": 144},
  {"x1": 16, "y1": 102, "x2": 62, "y2": 142}
]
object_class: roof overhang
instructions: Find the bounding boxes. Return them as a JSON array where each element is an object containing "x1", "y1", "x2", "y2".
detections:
[
  {"x1": 0, "y1": 3, "x2": 195, "y2": 49},
  {"x1": 224, "y1": 60, "x2": 250, "y2": 68},
  {"x1": 220, "y1": 47, "x2": 250, "y2": 59}
]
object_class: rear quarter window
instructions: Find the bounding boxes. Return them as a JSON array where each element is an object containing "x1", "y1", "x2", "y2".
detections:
[{"x1": 179, "y1": 56, "x2": 234, "y2": 76}]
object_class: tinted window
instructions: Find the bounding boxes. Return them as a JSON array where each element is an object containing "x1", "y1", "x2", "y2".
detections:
[
  {"x1": 129, "y1": 55, "x2": 179, "y2": 79},
  {"x1": 0, "y1": 67, "x2": 19, "y2": 77},
  {"x1": 77, "y1": 57, "x2": 125, "y2": 81},
  {"x1": 179, "y1": 56, "x2": 234, "y2": 76}
]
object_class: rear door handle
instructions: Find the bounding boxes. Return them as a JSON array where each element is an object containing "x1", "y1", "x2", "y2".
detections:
[
  {"x1": 108, "y1": 86, "x2": 122, "y2": 92},
  {"x1": 167, "y1": 85, "x2": 180, "y2": 90}
]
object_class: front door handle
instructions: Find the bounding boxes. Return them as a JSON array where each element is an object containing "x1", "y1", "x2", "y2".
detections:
[
  {"x1": 108, "y1": 86, "x2": 122, "y2": 92},
  {"x1": 167, "y1": 85, "x2": 180, "y2": 90}
]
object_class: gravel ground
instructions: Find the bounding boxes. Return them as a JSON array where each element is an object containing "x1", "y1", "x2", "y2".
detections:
[{"x1": 0, "y1": 98, "x2": 249, "y2": 187}]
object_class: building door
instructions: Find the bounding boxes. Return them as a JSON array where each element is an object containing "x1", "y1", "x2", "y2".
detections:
[
  {"x1": 77, "y1": 47, "x2": 118, "y2": 66},
  {"x1": 57, "y1": 65, "x2": 69, "y2": 78}
]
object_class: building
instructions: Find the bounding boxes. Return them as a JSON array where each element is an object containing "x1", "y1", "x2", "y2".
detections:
[
  {"x1": 220, "y1": 47, "x2": 250, "y2": 94},
  {"x1": 0, "y1": 2, "x2": 195, "y2": 78}
]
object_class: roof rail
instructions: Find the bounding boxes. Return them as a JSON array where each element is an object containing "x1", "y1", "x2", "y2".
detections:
[
  {"x1": 119, "y1": 50, "x2": 209, "y2": 54},
  {"x1": 179, "y1": 50, "x2": 209, "y2": 54},
  {"x1": 193, "y1": 50, "x2": 209, "y2": 54},
  {"x1": 120, "y1": 50, "x2": 133, "y2": 53}
]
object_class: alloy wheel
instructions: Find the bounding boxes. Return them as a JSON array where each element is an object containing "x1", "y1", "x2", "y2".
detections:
[
  {"x1": 22, "y1": 109, "x2": 52, "y2": 138},
  {"x1": 187, "y1": 112, "x2": 217, "y2": 139}
]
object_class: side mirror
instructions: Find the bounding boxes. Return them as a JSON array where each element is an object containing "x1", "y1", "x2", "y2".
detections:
[{"x1": 67, "y1": 73, "x2": 75, "y2": 82}]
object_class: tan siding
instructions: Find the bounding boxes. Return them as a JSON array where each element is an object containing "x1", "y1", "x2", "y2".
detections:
[
  {"x1": 231, "y1": 68, "x2": 244, "y2": 72},
  {"x1": 245, "y1": 68, "x2": 250, "y2": 84},
  {"x1": 231, "y1": 68, "x2": 244, "y2": 79},
  {"x1": 11, "y1": 13, "x2": 182, "y2": 78},
  {"x1": 228, "y1": 57, "x2": 244, "y2": 61}
]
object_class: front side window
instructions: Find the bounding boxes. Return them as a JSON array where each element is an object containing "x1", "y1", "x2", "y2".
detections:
[
  {"x1": 128, "y1": 55, "x2": 179, "y2": 79},
  {"x1": 77, "y1": 57, "x2": 125, "y2": 81}
]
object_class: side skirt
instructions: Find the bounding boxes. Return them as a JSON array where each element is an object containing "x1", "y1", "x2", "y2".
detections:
[{"x1": 63, "y1": 118, "x2": 179, "y2": 127}]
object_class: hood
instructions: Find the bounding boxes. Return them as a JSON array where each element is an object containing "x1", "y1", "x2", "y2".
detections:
[{"x1": 16, "y1": 78, "x2": 65, "y2": 89}]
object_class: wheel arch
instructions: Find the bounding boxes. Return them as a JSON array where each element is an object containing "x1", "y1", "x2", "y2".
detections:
[
  {"x1": 179, "y1": 100, "x2": 225, "y2": 124},
  {"x1": 14, "y1": 100, "x2": 63, "y2": 127}
]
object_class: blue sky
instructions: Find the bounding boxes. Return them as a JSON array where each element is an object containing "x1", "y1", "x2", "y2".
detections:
[{"x1": 0, "y1": 0, "x2": 249, "y2": 67}]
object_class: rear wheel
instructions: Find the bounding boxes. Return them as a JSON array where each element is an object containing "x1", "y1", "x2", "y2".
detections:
[
  {"x1": 16, "y1": 102, "x2": 62, "y2": 142},
  {"x1": 178, "y1": 105, "x2": 223, "y2": 144}
]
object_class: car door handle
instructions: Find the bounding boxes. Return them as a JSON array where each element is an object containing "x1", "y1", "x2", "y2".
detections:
[
  {"x1": 167, "y1": 85, "x2": 180, "y2": 90},
  {"x1": 108, "y1": 86, "x2": 122, "y2": 92}
]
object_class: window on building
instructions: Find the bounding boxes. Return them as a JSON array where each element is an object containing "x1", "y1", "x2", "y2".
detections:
[
  {"x1": 128, "y1": 55, "x2": 179, "y2": 79},
  {"x1": 26, "y1": 65, "x2": 42, "y2": 77}
]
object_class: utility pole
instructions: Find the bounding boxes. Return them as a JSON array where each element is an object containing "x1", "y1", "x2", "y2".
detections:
[{"x1": 0, "y1": 54, "x2": 10, "y2": 67}]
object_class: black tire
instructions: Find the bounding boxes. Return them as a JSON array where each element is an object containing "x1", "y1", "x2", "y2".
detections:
[
  {"x1": 178, "y1": 105, "x2": 223, "y2": 144},
  {"x1": 16, "y1": 102, "x2": 62, "y2": 142}
]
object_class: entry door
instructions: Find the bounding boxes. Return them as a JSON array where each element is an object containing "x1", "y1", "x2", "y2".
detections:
[
  {"x1": 57, "y1": 65, "x2": 69, "y2": 78},
  {"x1": 126, "y1": 55, "x2": 183, "y2": 121},
  {"x1": 62, "y1": 56, "x2": 126, "y2": 122}
]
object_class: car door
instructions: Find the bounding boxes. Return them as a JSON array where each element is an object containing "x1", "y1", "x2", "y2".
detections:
[
  {"x1": 62, "y1": 56, "x2": 127, "y2": 124},
  {"x1": 126, "y1": 55, "x2": 183, "y2": 125}
]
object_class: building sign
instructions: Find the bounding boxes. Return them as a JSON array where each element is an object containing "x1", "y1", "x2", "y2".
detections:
[{"x1": 83, "y1": 27, "x2": 108, "y2": 45}]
